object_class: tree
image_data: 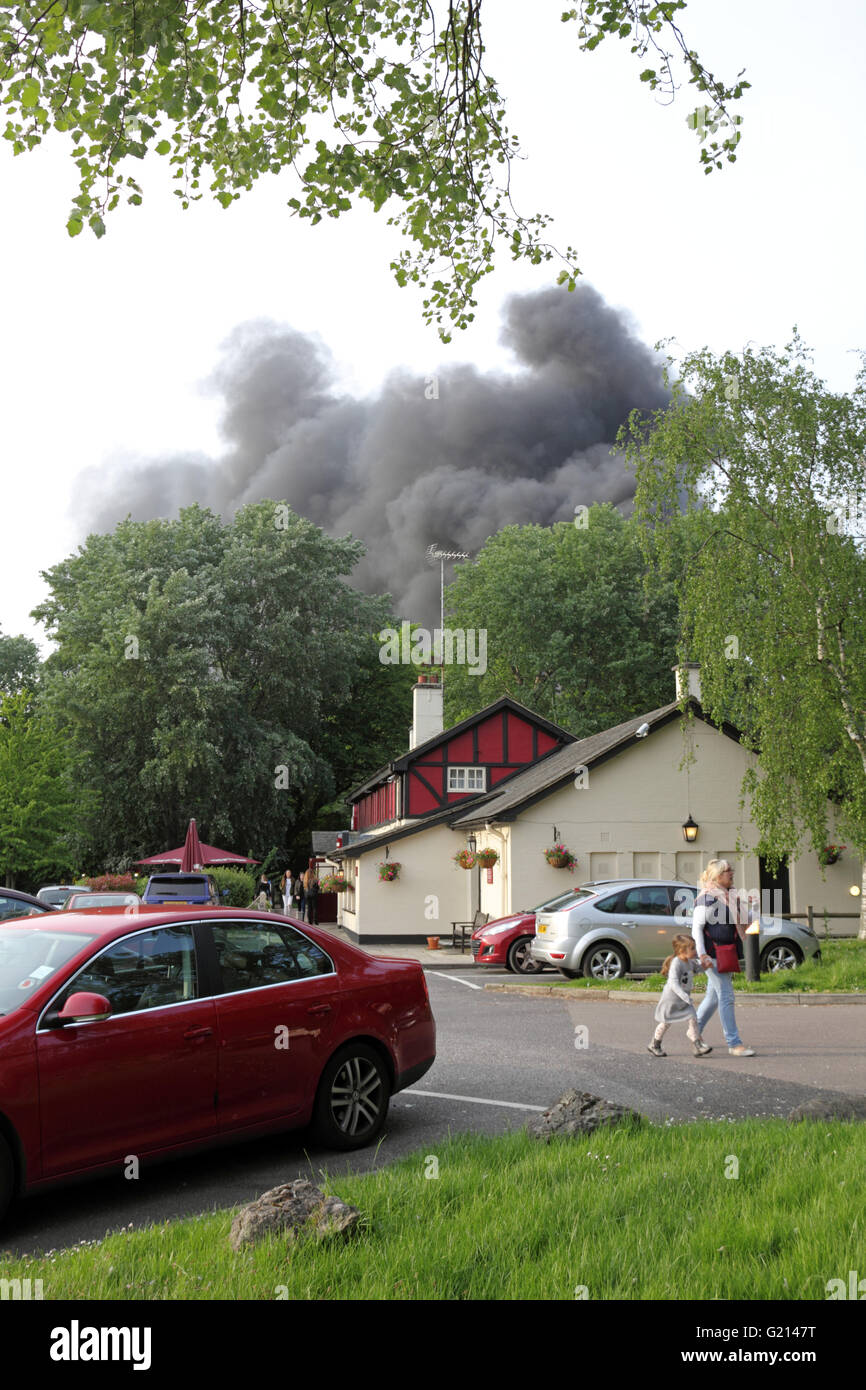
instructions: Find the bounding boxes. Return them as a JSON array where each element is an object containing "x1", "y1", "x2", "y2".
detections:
[
  {"x1": 0, "y1": 690, "x2": 75, "y2": 887},
  {"x1": 32, "y1": 501, "x2": 397, "y2": 866},
  {"x1": 442, "y1": 504, "x2": 680, "y2": 734},
  {"x1": 622, "y1": 334, "x2": 866, "y2": 937},
  {"x1": 0, "y1": 1, "x2": 747, "y2": 337},
  {"x1": 0, "y1": 629, "x2": 41, "y2": 695}
]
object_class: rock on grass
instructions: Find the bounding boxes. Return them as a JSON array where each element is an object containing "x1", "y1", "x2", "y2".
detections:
[
  {"x1": 230, "y1": 1179, "x2": 362, "y2": 1251},
  {"x1": 526, "y1": 1089, "x2": 644, "y2": 1141}
]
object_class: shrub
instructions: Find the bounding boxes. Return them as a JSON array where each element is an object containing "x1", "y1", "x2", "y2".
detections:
[{"x1": 208, "y1": 867, "x2": 257, "y2": 907}]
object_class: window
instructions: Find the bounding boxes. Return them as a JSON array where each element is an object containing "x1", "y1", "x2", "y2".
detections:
[
  {"x1": 0, "y1": 894, "x2": 48, "y2": 921},
  {"x1": 447, "y1": 766, "x2": 486, "y2": 793},
  {"x1": 595, "y1": 893, "x2": 625, "y2": 914},
  {"x1": 52, "y1": 925, "x2": 198, "y2": 1017},
  {"x1": 211, "y1": 921, "x2": 333, "y2": 994},
  {"x1": 621, "y1": 887, "x2": 671, "y2": 916}
]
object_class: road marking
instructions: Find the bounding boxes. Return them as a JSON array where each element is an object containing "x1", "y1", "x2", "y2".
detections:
[
  {"x1": 405, "y1": 1088, "x2": 547, "y2": 1112},
  {"x1": 425, "y1": 971, "x2": 483, "y2": 990}
]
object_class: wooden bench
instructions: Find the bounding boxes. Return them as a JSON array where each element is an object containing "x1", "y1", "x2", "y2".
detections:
[{"x1": 450, "y1": 909, "x2": 489, "y2": 952}]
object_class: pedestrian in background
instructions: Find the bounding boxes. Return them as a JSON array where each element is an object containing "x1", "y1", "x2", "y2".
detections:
[
  {"x1": 304, "y1": 865, "x2": 320, "y2": 925},
  {"x1": 292, "y1": 871, "x2": 305, "y2": 920},
  {"x1": 282, "y1": 869, "x2": 294, "y2": 914}
]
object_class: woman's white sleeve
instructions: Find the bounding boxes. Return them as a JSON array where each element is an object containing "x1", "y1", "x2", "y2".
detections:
[{"x1": 692, "y1": 904, "x2": 708, "y2": 957}]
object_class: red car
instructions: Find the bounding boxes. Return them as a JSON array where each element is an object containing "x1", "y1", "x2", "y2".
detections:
[
  {"x1": 471, "y1": 910, "x2": 543, "y2": 974},
  {"x1": 0, "y1": 907, "x2": 435, "y2": 1223},
  {"x1": 471, "y1": 890, "x2": 584, "y2": 974}
]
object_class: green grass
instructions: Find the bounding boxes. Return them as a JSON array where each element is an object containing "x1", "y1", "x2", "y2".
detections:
[
  {"x1": 542, "y1": 939, "x2": 866, "y2": 993},
  {"x1": 2, "y1": 1121, "x2": 863, "y2": 1300}
]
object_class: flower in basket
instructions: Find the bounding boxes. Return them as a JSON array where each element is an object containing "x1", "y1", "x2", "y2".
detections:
[
  {"x1": 320, "y1": 871, "x2": 350, "y2": 892},
  {"x1": 453, "y1": 849, "x2": 476, "y2": 870},
  {"x1": 544, "y1": 843, "x2": 577, "y2": 871},
  {"x1": 378, "y1": 861, "x2": 401, "y2": 882},
  {"x1": 475, "y1": 847, "x2": 500, "y2": 869},
  {"x1": 818, "y1": 844, "x2": 846, "y2": 867}
]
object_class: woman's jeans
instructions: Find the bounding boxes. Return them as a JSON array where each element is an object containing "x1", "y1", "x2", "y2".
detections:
[{"x1": 696, "y1": 967, "x2": 743, "y2": 1047}]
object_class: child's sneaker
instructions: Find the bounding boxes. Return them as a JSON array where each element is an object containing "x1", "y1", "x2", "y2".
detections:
[
  {"x1": 647, "y1": 1040, "x2": 666, "y2": 1057},
  {"x1": 692, "y1": 1038, "x2": 712, "y2": 1056}
]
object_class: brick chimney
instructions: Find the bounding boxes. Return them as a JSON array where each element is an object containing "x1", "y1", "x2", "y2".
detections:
[{"x1": 409, "y1": 671, "x2": 444, "y2": 749}]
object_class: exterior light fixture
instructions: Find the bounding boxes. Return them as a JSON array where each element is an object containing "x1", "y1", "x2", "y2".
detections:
[
  {"x1": 682, "y1": 816, "x2": 699, "y2": 843},
  {"x1": 850, "y1": 884, "x2": 861, "y2": 897},
  {"x1": 467, "y1": 834, "x2": 477, "y2": 855}
]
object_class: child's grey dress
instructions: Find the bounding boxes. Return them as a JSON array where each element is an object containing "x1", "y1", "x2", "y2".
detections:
[{"x1": 654, "y1": 957, "x2": 703, "y2": 1023}]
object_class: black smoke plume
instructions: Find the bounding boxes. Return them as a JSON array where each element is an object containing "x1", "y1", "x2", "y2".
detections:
[{"x1": 77, "y1": 284, "x2": 670, "y2": 624}]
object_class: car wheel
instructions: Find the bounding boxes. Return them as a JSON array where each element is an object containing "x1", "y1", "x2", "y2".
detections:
[
  {"x1": 761, "y1": 941, "x2": 803, "y2": 972},
  {"x1": 507, "y1": 936, "x2": 544, "y2": 975},
  {"x1": 311, "y1": 1043, "x2": 391, "y2": 1151},
  {"x1": 582, "y1": 943, "x2": 629, "y2": 981},
  {"x1": 0, "y1": 1135, "x2": 14, "y2": 1225}
]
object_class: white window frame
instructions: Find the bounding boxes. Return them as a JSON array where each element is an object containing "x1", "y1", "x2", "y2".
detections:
[{"x1": 447, "y1": 765, "x2": 486, "y2": 793}]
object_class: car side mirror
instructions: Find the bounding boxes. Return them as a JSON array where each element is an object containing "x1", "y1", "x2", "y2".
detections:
[{"x1": 55, "y1": 992, "x2": 112, "y2": 1025}]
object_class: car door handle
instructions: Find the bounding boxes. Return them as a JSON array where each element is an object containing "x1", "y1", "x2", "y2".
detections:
[
  {"x1": 621, "y1": 921, "x2": 638, "y2": 929},
  {"x1": 184, "y1": 1026, "x2": 214, "y2": 1040},
  {"x1": 306, "y1": 1003, "x2": 332, "y2": 1016}
]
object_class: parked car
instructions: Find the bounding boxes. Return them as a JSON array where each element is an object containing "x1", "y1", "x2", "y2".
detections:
[
  {"x1": 0, "y1": 888, "x2": 56, "y2": 921},
  {"x1": 471, "y1": 888, "x2": 585, "y2": 974},
  {"x1": 141, "y1": 873, "x2": 220, "y2": 906},
  {"x1": 36, "y1": 885, "x2": 78, "y2": 908},
  {"x1": 63, "y1": 892, "x2": 142, "y2": 910},
  {"x1": 0, "y1": 906, "x2": 436, "y2": 1222},
  {"x1": 530, "y1": 879, "x2": 821, "y2": 979}
]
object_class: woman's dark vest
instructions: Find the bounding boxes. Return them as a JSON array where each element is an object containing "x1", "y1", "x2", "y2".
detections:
[{"x1": 696, "y1": 892, "x2": 744, "y2": 961}]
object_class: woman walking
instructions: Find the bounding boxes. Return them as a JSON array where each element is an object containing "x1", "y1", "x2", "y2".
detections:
[
  {"x1": 692, "y1": 860, "x2": 756, "y2": 1057},
  {"x1": 282, "y1": 869, "x2": 294, "y2": 914}
]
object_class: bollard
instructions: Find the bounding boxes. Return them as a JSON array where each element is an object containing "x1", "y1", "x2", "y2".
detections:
[{"x1": 744, "y1": 922, "x2": 761, "y2": 982}]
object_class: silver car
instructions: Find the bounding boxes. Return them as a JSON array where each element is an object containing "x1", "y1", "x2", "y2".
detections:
[{"x1": 529, "y1": 879, "x2": 821, "y2": 980}]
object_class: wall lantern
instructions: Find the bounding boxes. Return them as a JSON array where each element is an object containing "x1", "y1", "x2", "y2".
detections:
[
  {"x1": 682, "y1": 816, "x2": 699, "y2": 843},
  {"x1": 467, "y1": 834, "x2": 477, "y2": 855}
]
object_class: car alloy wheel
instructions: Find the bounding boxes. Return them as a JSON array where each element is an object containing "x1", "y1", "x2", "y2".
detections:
[
  {"x1": 507, "y1": 936, "x2": 544, "y2": 974},
  {"x1": 761, "y1": 942, "x2": 802, "y2": 972},
  {"x1": 583, "y1": 943, "x2": 628, "y2": 980},
  {"x1": 313, "y1": 1043, "x2": 390, "y2": 1151}
]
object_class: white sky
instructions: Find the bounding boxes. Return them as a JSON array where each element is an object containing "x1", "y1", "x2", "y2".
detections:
[{"x1": 1, "y1": 0, "x2": 864, "y2": 648}]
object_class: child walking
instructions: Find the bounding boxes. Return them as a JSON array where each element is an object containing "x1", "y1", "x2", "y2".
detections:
[{"x1": 647, "y1": 934, "x2": 712, "y2": 1058}]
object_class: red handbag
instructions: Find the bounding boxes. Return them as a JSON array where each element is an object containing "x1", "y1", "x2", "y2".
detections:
[{"x1": 714, "y1": 940, "x2": 741, "y2": 974}]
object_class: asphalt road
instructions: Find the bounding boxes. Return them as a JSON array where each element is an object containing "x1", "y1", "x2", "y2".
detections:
[{"x1": 2, "y1": 969, "x2": 862, "y2": 1257}]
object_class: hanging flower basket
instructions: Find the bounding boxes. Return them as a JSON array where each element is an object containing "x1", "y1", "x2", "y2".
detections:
[
  {"x1": 453, "y1": 849, "x2": 476, "y2": 870},
  {"x1": 378, "y1": 861, "x2": 401, "y2": 882},
  {"x1": 320, "y1": 872, "x2": 350, "y2": 893},
  {"x1": 544, "y1": 844, "x2": 578, "y2": 871},
  {"x1": 475, "y1": 848, "x2": 499, "y2": 869},
  {"x1": 818, "y1": 844, "x2": 846, "y2": 867}
]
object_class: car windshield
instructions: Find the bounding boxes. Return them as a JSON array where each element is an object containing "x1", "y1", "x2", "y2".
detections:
[
  {"x1": 533, "y1": 888, "x2": 595, "y2": 913},
  {"x1": 0, "y1": 928, "x2": 97, "y2": 1016},
  {"x1": 67, "y1": 894, "x2": 138, "y2": 908}
]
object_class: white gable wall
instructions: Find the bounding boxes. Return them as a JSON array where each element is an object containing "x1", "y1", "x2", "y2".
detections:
[{"x1": 477, "y1": 717, "x2": 860, "y2": 921}]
